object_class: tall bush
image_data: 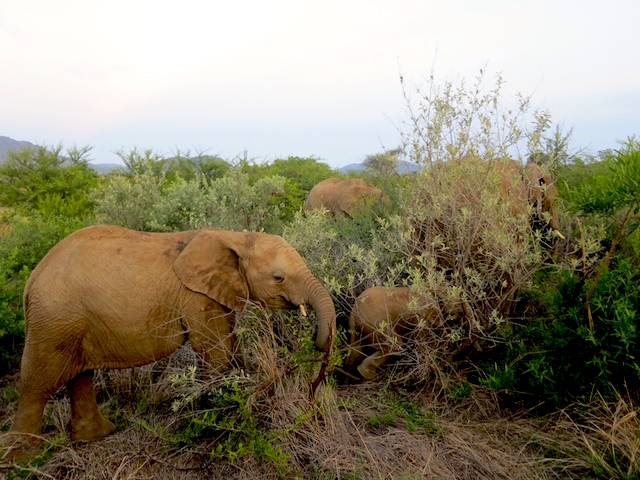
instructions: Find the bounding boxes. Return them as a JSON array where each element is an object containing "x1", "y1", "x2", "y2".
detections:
[{"x1": 393, "y1": 70, "x2": 560, "y2": 377}]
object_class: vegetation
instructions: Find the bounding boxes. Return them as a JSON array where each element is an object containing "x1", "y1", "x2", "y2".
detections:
[{"x1": 1, "y1": 70, "x2": 639, "y2": 479}]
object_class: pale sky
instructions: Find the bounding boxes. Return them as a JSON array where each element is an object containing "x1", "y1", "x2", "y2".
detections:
[{"x1": 1, "y1": 0, "x2": 638, "y2": 168}]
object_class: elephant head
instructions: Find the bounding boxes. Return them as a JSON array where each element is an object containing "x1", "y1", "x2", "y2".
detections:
[
  {"x1": 498, "y1": 160, "x2": 561, "y2": 236},
  {"x1": 305, "y1": 177, "x2": 386, "y2": 217},
  {"x1": 173, "y1": 229, "x2": 336, "y2": 351},
  {"x1": 6, "y1": 225, "x2": 336, "y2": 460},
  {"x1": 523, "y1": 162, "x2": 560, "y2": 232}
]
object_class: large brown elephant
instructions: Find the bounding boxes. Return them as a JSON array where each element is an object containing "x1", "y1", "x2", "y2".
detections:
[
  {"x1": 305, "y1": 178, "x2": 385, "y2": 216},
  {"x1": 345, "y1": 286, "x2": 471, "y2": 380},
  {"x1": 7, "y1": 225, "x2": 336, "y2": 453}
]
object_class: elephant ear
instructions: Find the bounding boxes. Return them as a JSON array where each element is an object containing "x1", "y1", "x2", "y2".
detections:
[
  {"x1": 173, "y1": 230, "x2": 248, "y2": 311},
  {"x1": 524, "y1": 163, "x2": 544, "y2": 217}
]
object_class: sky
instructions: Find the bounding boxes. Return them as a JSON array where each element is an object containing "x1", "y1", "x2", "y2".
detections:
[{"x1": 1, "y1": 0, "x2": 638, "y2": 168}]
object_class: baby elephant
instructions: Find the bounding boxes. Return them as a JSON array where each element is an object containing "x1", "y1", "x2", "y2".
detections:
[{"x1": 345, "y1": 286, "x2": 471, "y2": 380}]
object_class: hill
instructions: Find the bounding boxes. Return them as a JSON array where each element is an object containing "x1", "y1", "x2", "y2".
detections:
[
  {"x1": 339, "y1": 160, "x2": 420, "y2": 174},
  {"x1": 0, "y1": 136, "x2": 35, "y2": 163}
]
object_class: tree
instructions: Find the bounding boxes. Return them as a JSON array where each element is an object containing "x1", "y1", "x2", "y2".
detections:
[
  {"x1": 165, "y1": 153, "x2": 231, "y2": 182},
  {"x1": 0, "y1": 144, "x2": 97, "y2": 215},
  {"x1": 527, "y1": 123, "x2": 575, "y2": 172},
  {"x1": 191, "y1": 155, "x2": 231, "y2": 180},
  {"x1": 363, "y1": 148, "x2": 402, "y2": 177},
  {"x1": 115, "y1": 148, "x2": 170, "y2": 179},
  {"x1": 266, "y1": 156, "x2": 338, "y2": 193}
]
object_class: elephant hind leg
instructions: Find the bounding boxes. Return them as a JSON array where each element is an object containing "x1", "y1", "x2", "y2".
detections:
[
  {"x1": 356, "y1": 330, "x2": 403, "y2": 380},
  {"x1": 7, "y1": 347, "x2": 78, "y2": 459},
  {"x1": 5, "y1": 388, "x2": 50, "y2": 462},
  {"x1": 357, "y1": 351, "x2": 390, "y2": 380},
  {"x1": 68, "y1": 370, "x2": 115, "y2": 441},
  {"x1": 11, "y1": 344, "x2": 77, "y2": 436}
]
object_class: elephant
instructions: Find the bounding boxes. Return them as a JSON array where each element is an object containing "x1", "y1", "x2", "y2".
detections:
[
  {"x1": 344, "y1": 286, "x2": 471, "y2": 380},
  {"x1": 305, "y1": 178, "x2": 386, "y2": 217},
  {"x1": 499, "y1": 160, "x2": 560, "y2": 235},
  {"x1": 6, "y1": 225, "x2": 336, "y2": 454}
]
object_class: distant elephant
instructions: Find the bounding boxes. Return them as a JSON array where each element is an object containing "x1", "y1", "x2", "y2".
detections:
[
  {"x1": 345, "y1": 286, "x2": 471, "y2": 380},
  {"x1": 8, "y1": 225, "x2": 336, "y2": 453},
  {"x1": 499, "y1": 160, "x2": 560, "y2": 234},
  {"x1": 305, "y1": 178, "x2": 386, "y2": 216}
]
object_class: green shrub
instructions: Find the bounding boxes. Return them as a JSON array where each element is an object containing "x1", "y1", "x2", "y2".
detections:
[
  {"x1": 147, "y1": 176, "x2": 209, "y2": 231},
  {"x1": 0, "y1": 144, "x2": 97, "y2": 215},
  {"x1": 92, "y1": 161, "x2": 289, "y2": 233},
  {"x1": 496, "y1": 257, "x2": 640, "y2": 408},
  {"x1": 91, "y1": 170, "x2": 164, "y2": 231},
  {"x1": 283, "y1": 206, "x2": 407, "y2": 321},
  {"x1": 207, "y1": 170, "x2": 287, "y2": 232}
]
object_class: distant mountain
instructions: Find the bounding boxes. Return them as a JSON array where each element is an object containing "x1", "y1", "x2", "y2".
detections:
[
  {"x1": 339, "y1": 162, "x2": 366, "y2": 173},
  {"x1": 89, "y1": 163, "x2": 121, "y2": 174},
  {"x1": 339, "y1": 160, "x2": 420, "y2": 174},
  {"x1": 0, "y1": 136, "x2": 35, "y2": 163}
]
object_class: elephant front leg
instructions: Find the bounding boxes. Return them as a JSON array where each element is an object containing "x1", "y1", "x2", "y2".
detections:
[
  {"x1": 187, "y1": 309, "x2": 237, "y2": 374},
  {"x1": 68, "y1": 370, "x2": 115, "y2": 441}
]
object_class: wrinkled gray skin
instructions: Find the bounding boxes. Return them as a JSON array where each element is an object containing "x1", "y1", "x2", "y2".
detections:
[
  {"x1": 305, "y1": 178, "x2": 386, "y2": 217},
  {"x1": 7, "y1": 225, "x2": 336, "y2": 458},
  {"x1": 345, "y1": 286, "x2": 470, "y2": 380}
]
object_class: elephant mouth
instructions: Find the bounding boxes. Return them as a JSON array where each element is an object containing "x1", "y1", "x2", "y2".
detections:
[
  {"x1": 277, "y1": 295, "x2": 297, "y2": 310},
  {"x1": 278, "y1": 296, "x2": 310, "y2": 315}
]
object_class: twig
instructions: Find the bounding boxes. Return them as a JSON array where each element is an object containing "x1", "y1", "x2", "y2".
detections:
[
  {"x1": 111, "y1": 455, "x2": 129, "y2": 480},
  {"x1": 309, "y1": 349, "x2": 331, "y2": 401}
]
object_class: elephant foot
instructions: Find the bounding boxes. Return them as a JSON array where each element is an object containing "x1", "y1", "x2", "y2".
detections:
[
  {"x1": 71, "y1": 412, "x2": 115, "y2": 442},
  {"x1": 356, "y1": 362, "x2": 377, "y2": 380},
  {"x1": 356, "y1": 351, "x2": 389, "y2": 380}
]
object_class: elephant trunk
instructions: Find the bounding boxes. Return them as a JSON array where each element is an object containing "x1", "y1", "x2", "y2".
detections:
[{"x1": 303, "y1": 276, "x2": 336, "y2": 353}]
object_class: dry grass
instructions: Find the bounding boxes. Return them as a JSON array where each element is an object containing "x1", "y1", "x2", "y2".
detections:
[{"x1": 2, "y1": 311, "x2": 639, "y2": 480}]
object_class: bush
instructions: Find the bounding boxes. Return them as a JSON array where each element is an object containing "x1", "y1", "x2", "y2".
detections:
[
  {"x1": 285, "y1": 206, "x2": 406, "y2": 308},
  {"x1": 387, "y1": 68, "x2": 563, "y2": 388},
  {"x1": 207, "y1": 170, "x2": 287, "y2": 232},
  {"x1": 486, "y1": 139, "x2": 640, "y2": 408},
  {"x1": 0, "y1": 144, "x2": 97, "y2": 216},
  {"x1": 494, "y1": 257, "x2": 640, "y2": 408},
  {"x1": 92, "y1": 154, "x2": 289, "y2": 233},
  {"x1": 91, "y1": 170, "x2": 164, "y2": 231}
]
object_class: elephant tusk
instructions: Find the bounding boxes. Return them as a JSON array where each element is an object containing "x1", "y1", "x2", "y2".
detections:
[
  {"x1": 299, "y1": 304, "x2": 307, "y2": 317},
  {"x1": 554, "y1": 229, "x2": 566, "y2": 240}
]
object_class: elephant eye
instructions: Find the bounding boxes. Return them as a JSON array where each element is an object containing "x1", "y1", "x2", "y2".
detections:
[{"x1": 273, "y1": 272, "x2": 285, "y2": 283}]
